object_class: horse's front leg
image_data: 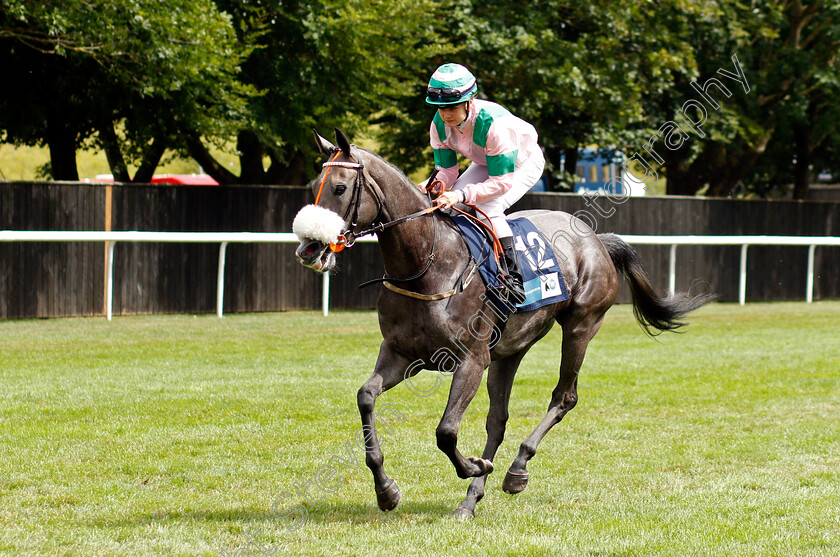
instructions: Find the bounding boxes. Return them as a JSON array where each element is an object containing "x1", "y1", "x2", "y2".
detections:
[
  {"x1": 357, "y1": 342, "x2": 415, "y2": 511},
  {"x1": 436, "y1": 359, "x2": 494, "y2": 479}
]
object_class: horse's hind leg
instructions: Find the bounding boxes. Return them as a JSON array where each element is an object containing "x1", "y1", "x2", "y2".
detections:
[
  {"x1": 502, "y1": 312, "x2": 607, "y2": 494},
  {"x1": 453, "y1": 350, "x2": 524, "y2": 518},
  {"x1": 357, "y1": 342, "x2": 416, "y2": 511}
]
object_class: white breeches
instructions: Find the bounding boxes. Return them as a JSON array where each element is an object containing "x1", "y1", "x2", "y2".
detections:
[{"x1": 450, "y1": 149, "x2": 545, "y2": 238}]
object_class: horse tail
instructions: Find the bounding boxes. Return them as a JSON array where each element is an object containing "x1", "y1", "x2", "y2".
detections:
[{"x1": 598, "y1": 233, "x2": 715, "y2": 336}]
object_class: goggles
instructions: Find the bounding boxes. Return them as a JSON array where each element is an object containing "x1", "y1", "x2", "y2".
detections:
[{"x1": 426, "y1": 86, "x2": 465, "y2": 103}]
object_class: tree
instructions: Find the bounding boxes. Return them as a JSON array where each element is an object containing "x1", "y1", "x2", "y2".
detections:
[
  {"x1": 380, "y1": 0, "x2": 840, "y2": 199},
  {"x1": 377, "y1": 0, "x2": 701, "y2": 190},
  {"x1": 188, "y1": 0, "x2": 454, "y2": 185},
  {"x1": 5, "y1": 0, "x2": 838, "y2": 196},
  {"x1": 0, "y1": 0, "x2": 254, "y2": 181},
  {"x1": 654, "y1": 0, "x2": 840, "y2": 198}
]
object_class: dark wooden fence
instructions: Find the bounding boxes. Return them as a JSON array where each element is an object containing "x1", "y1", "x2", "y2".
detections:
[
  {"x1": 2, "y1": 181, "x2": 839, "y2": 319},
  {"x1": 512, "y1": 193, "x2": 840, "y2": 306}
]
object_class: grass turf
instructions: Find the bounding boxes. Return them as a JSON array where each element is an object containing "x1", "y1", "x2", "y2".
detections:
[{"x1": 0, "y1": 302, "x2": 838, "y2": 556}]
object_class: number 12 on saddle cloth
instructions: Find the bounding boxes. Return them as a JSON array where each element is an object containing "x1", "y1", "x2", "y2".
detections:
[{"x1": 451, "y1": 214, "x2": 569, "y2": 312}]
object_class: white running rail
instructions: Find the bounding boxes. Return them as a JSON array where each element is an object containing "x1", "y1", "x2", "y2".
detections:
[
  {"x1": 619, "y1": 235, "x2": 840, "y2": 305},
  {"x1": 1, "y1": 231, "x2": 838, "y2": 318}
]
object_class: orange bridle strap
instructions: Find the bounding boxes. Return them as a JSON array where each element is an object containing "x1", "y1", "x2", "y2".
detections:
[{"x1": 314, "y1": 151, "x2": 341, "y2": 206}]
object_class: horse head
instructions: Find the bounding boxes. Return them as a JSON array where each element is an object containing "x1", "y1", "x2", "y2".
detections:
[{"x1": 293, "y1": 129, "x2": 383, "y2": 272}]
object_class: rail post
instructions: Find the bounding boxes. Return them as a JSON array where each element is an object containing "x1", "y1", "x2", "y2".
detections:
[
  {"x1": 806, "y1": 244, "x2": 816, "y2": 303},
  {"x1": 106, "y1": 241, "x2": 116, "y2": 321},
  {"x1": 668, "y1": 244, "x2": 677, "y2": 296},
  {"x1": 217, "y1": 242, "x2": 228, "y2": 318},
  {"x1": 322, "y1": 273, "x2": 330, "y2": 316},
  {"x1": 739, "y1": 244, "x2": 748, "y2": 306}
]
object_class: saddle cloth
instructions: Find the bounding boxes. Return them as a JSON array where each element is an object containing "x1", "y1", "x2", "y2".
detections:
[{"x1": 450, "y1": 214, "x2": 570, "y2": 312}]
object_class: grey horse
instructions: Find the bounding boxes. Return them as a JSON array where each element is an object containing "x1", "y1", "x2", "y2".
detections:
[{"x1": 293, "y1": 129, "x2": 712, "y2": 518}]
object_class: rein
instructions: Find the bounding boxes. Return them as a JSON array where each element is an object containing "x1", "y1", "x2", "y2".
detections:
[
  {"x1": 356, "y1": 190, "x2": 442, "y2": 288},
  {"x1": 314, "y1": 152, "x2": 340, "y2": 206},
  {"x1": 315, "y1": 152, "x2": 383, "y2": 252},
  {"x1": 316, "y1": 150, "x2": 442, "y2": 287},
  {"x1": 315, "y1": 150, "x2": 494, "y2": 300}
]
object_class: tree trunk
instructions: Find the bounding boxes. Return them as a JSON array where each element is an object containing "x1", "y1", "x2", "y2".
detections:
[
  {"x1": 665, "y1": 163, "x2": 694, "y2": 196},
  {"x1": 663, "y1": 145, "x2": 705, "y2": 196},
  {"x1": 133, "y1": 138, "x2": 166, "y2": 183},
  {"x1": 46, "y1": 110, "x2": 79, "y2": 181},
  {"x1": 703, "y1": 134, "x2": 770, "y2": 197},
  {"x1": 539, "y1": 145, "x2": 565, "y2": 191},
  {"x1": 98, "y1": 120, "x2": 131, "y2": 182},
  {"x1": 562, "y1": 147, "x2": 578, "y2": 176},
  {"x1": 266, "y1": 149, "x2": 309, "y2": 185},
  {"x1": 185, "y1": 133, "x2": 239, "y2": 184},
  {"x1": 790, "y1": 97, "x2": 822, "y2": 201},
  {"x1": 237, "y1": 130, "x2": 266, "y2": 184},
  {"x1": 792, "y1": 122, "x2": 812, "y2": 200}
]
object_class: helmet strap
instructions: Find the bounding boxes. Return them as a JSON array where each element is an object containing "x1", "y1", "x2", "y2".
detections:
[{"x1": 456, "y1": 100, "x2": 472, "y2": 131}]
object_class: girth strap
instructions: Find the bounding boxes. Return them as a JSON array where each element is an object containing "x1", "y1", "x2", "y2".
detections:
[{"x1": 383, "y1": 281, "x2": 457, "y2": 301}]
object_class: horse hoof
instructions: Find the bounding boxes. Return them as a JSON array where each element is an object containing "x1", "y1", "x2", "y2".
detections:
[
  {"x1": 467, "y1": 456, "x2": 494, "y2": 476},
  {"x1": 376, "y1": 479, "x2": 401, "y2": 511},
  {"x1": 502, "y1": 470, "x2": 529, "y2": 494},
  {"x1": 452, "y1": 506, "x2": 474, "y2": 520}
]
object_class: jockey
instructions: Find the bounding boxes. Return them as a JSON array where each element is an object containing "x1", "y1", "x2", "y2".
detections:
[{"x1": 421, "y1": 63, "x2": 545, "y2": 301}]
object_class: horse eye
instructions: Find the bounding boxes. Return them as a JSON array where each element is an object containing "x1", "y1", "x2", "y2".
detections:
[{"x1": 334, "y1": 184, "x2": 347, "y2": 196}]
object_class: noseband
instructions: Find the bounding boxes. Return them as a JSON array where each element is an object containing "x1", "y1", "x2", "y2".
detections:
[
  {"x1": 316, "y1": 149, "x2": 440, "y2": 254},
  {"x1": 315, "y1": 151, "x2": 383, "y2": 251},
  {"x1": 314, "y1": 149, "x2": 449, "y2": 288}
]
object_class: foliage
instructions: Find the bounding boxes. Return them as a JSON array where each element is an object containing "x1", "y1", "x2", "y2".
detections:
[
  {"x1": 746, "y1": 0, "x2": 840, "y2": 198},
  {"x1": 190, "y1": 0, "x2": 455, "y2": 184},
  {"x1": 651, "y1": 0, "x2": 840, "y2": 197},
  {"x1": 2, "y1": 0, "x2": 840, "y2": 196},
  {"x1": 381, "y1": 0, "x2": 840, "y2": 198},
  {"x1": 378, "y1": 0, "x2": 700, "y2": 190},
  {"x1": 0, "y1": 0, "x2": 254, "y2": 181}
]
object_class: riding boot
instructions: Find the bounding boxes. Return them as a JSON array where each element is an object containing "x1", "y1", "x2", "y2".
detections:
[{"x1": 499, "y1": 236, "x2": 526, "y2": 303}]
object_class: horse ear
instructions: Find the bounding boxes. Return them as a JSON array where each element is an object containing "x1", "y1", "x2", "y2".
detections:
[
  {"x1": 312, "y1": 128, "x2": 335, "y2": 155},
  {"x1": 335, "y1": 128, "x2": 352, "y2": 157}
]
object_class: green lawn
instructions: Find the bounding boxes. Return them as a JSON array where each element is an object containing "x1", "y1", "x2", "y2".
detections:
[
  {"x1": 1, "y1": 302, "x2": 838, "y2": 556},
  {"x1": 0, "y1": 144, "x2": 240, "y2": 182}
]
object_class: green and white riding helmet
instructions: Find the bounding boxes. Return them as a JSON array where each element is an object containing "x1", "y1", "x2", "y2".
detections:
[{"x1": 425, "y1": 63, "x2": 478, "y2": 106}]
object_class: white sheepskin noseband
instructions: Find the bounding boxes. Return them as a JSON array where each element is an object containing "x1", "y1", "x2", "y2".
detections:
[{"x1": 293, "y1": 204, "x2": 346, "y2": 244}]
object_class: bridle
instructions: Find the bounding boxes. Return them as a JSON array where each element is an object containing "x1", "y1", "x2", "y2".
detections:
[
  {"x1": 314, "y1": 149, "x2": 441, "y2": 286},
  {"x1": 314, "y1": 150, "x2": 383, "y2": 252},
  {"x1": 311, "y1": 147, "x2": 504, "y2": 299}
]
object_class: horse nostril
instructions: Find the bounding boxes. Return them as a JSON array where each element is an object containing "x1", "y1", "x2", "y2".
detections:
[{"x1": 304, "y1": 245, "x2": 317, "y2": 256}]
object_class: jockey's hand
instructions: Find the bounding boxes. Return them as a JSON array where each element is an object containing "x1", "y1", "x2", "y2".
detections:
[
  {"x1": 417, "y1": 179, "x2": 446, "y2": 196},
  {"x1": 436, "y1": 190, "x2": 463, "y2": 210}
]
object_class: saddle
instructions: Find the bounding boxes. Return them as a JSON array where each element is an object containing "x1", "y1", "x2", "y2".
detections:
[{"x1": 450, "y1": 214, "x2": 569, "y2": 315}]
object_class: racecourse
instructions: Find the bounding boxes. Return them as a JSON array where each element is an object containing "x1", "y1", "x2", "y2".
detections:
[{"x1": 0, "y1": 302, "x2": 838, "y2": 556}]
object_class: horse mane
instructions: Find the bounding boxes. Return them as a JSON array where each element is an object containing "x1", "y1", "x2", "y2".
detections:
[{"x1": 357, "y1": 147, "x2": 430, "y2": 204}]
